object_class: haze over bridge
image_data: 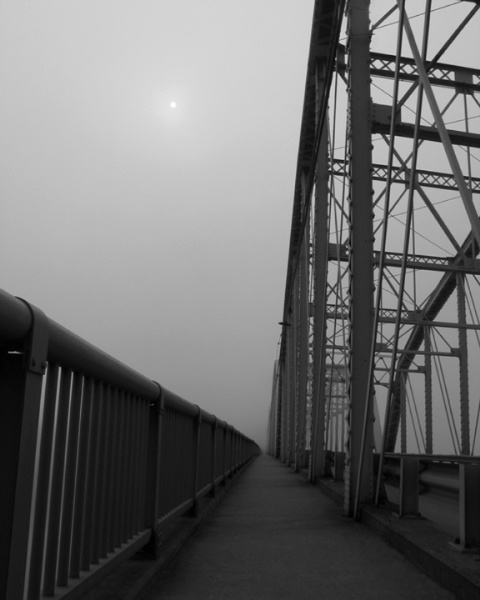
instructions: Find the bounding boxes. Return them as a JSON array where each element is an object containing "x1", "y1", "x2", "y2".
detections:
[{"x1": 3, "y1": 1, "x2": 480, "y2": 599}]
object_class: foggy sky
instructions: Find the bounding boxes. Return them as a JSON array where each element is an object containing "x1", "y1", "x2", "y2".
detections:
[{"x1": 0, "y1": 1, "x2": 315, "y2": 447}]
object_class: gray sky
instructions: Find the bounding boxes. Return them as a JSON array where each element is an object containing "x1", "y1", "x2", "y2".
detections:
[{"x1": 1, "y1": 1, "x2": 314, "y2": 447}]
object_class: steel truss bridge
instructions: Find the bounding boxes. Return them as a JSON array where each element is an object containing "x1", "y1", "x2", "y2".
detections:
[
  {"x1": 4, "y1": 1, "x2": 480, "y2": 599},
  {"x1": 268, "y1": 0, "x2": 480, "y2": 534}
]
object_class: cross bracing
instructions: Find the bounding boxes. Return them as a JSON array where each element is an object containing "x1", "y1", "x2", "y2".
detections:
[{"x1": 272, "y1": 0, "x2": 480, "y2": 519}]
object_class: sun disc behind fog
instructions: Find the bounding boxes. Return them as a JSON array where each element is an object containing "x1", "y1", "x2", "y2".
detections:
[{"x1": 170, "y1": 101, "x2": 177, "y2": 109}]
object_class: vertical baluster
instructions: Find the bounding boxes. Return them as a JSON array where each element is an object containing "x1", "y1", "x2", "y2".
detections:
[
  {"x1": 115, "y1": 390, "x2": 127, "y2": 547},
  {"x1": 91, "y1": 383, "x2": 107, "y2": 564},
  {"x1": 211, "y1": 418, "x2": 217, "y2": 494},
  {"x1": 124, "y1": 393, "x2": 135, "y2": 540},
  {"x1": 172, "y1": 411, "x2": 179, "y2": 506},
  {"x1": 70, "y1": 377, "x2": 93, "y2": 578},
  {"x1": 99, "y1": 386, "x2": 112, "y2": 558},
  {"x1": 82, "y1": 381, "x2": 102, "y2": 569},
  {"x1": 222, "y1": 426, "x2": 227, "y2": 485},
  {"x1": 43, "y1": 368, "x2": 73, "y2": 596},
  {"x1": 191, "y1": 410, "x2": 201, "y2": 514},
  {"x1": 138, "y1": 399, "x2": 150, "y2": 529},
  {"x1": 157, "y1": 408, "x2": 167, "y2": 518},
  {"x1": 106, "y1": 388, "x2": 119, "y2": 553},
  {"x1": 133, "y1": 397, "x2": 144, "y2": 532},
  {"x1": 25, "y1": 363, "x2": 59, "y2": 600},
  {"x1": 161, "y1": 408, "x2": 167, "y2": 514},
  {"x1": 163, "y1": 410, "x2": 173, "y2": 515},
  {"x1": 181, "y1": 413, "x2": 187, "y2": 503},
  {"x1": 57, "y1": 372, "x2": 84, "y2": 587},
  {"x1": 128, "y1": 396, "x2": 139, "y2": 536}
]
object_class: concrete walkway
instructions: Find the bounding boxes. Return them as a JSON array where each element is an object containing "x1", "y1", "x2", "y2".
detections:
[{"x1": 139, "y1": 455, "x2": 454, "y2": 600}]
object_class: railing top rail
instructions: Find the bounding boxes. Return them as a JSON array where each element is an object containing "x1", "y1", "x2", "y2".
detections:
[
  {"x1": 384, "y1": 452, "x2": 480, "y2": 465},
  {"x1": 0, "y1": 287, "x2": 245, "y2": 440},
  {"x1": 161, "y1": 388, "x2": 228, "y2": 427},
  {"x1": 0, "y1": 288, "x2": 159, "y2": 399}
]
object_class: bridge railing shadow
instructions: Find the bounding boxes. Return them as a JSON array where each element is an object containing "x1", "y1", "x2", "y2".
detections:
[{"x1": 0, "y1": 288, "x2": 259, "y2": 600}]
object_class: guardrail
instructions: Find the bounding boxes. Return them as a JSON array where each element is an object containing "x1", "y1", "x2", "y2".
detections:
[
  {"x1": 324, "y1": 450, "x2": 480, "y2": 551},
  {"x1": 382, "y1": 453, "x2": 480, "y2": 551},
  {"x1": 0, "y1": 289, "x2": 259, "y2": 600}
]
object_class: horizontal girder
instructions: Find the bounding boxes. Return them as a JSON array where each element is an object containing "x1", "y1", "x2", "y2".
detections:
[
  {"x1": 372, "y1": 120, "x2": 480, "y2": 148},
  {"x1": 328, "y1": 244, "x2": 480, "y2": 274},
  {"x1": 370, "y1": 52, "x2": 480, "y2": 93},
  {"x1": 325, "y1": 305, "x2": 480, "y2": 330},
  {"x1": 331, "y1": 159, "x2": 480, "y2": 193}
]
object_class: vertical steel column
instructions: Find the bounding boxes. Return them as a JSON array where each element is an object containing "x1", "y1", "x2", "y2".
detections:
[
  {"x1": 1, "y1": 303, "x2": 48, "y2": 600},
  {"x1": 457, "y1": 464, "x2": 480, "y2": 549},
  {"x1": 309, "y1": 104, "x2": 329, "y2": 482},
  {"x1": 295, "y1": 177, "x2": 310, "y2": 471},
  {"x1": 280, "y1": 356, "x2": 290, "y2": 463},
  {"x1": 270, "y1": 360, "x2": 282, "y2": 459},
  {"x1": 457, "y1": 273, "x2": 470, "y2": 454},
  {"x1": 291, "y1": 270, "x2": 301, "y2": 468},
  {"x1": 345, "y1": 0, "x2": 375, "y2": 515},
  {"x1": 287, "y1": 316, "x2": 296, "y2": 466},
  {"x1": 424, "y1": 328, "x2": 433, "y2": 454},
  {"x1": 400, "y1": 373, "x2": 407, "y2": 454},
  {"x1": 275, "y1": 362, "x2": 283, "y2": 459}
]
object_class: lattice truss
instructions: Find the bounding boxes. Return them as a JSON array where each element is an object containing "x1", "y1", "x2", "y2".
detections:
[{"x1": 302, "y1": 0, "x2": 480, "y2": 457}]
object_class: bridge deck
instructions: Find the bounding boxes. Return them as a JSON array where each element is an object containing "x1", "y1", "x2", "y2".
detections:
[{"x1": 138, "y1": 455, "x2": 454, "y2": 600}]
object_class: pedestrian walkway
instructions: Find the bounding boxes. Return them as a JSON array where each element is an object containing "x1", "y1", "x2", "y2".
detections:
[{"x1": 138, "y1": 455, "x2": 454, "y2": 600}]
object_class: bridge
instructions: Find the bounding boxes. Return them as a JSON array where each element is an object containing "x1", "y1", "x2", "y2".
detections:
[{"x1": 2, "y1": 1, "x2": 480, "y2": 598}]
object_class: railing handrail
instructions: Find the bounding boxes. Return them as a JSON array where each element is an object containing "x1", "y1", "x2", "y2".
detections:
[
  {"x1": 0, "y1": 285, "x2": 258, "y2": 600},
  {"x1": 384, "y1": 452, "x2": 480, "y2": 465},
  {"x1": 0, "y1": 288, "x2": 159, "y2": 398},
  {"x1": 0, "y1": 287, "x2": 238, "y2": 429}
]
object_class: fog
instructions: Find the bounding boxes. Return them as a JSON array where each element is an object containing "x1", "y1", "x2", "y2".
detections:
[{"x1": 0, "y1": 1, "x2": 314, "y2": 448}]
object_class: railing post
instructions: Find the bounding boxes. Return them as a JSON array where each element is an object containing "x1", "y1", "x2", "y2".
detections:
[
  {"x1": 399, "y1": 458, "x2": 419, "y2": 517},
  {"x1": 232, "y1": 430, "x2": 237, "y2": 472},
  {"x1": 144, "y1": 383, "x2": 164, "y2": 558},
  {"x1": 457, "y1": 464, "x2": 480, "y2": 550},
  {"x1": 221, "y1": 425, "x2": 228, "y2": 486},
  {"x1": 191, "y1": 406, "x2": 202, "y2": 517},
  {"x1": 210, "y1": 417, "x2": 217, "y2": 496},
  {"x1": 1, "y1": 301, "x2": 48, "y2": 600},
  {"x1": 334, "y1": 451, "x2": 345, "y2": 482}
]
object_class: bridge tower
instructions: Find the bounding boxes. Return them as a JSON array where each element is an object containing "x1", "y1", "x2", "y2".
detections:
[{"x1": 272, "y1": 0, "x2": 480, "y2": 519}]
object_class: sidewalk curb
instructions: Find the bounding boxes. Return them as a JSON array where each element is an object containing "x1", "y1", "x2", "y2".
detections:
[{"x1": 315, "y1": 474, "x2": 480, "y2": 600}]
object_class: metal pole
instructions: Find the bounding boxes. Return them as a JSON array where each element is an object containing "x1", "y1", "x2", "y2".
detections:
[
  {"x1": 296, "y1": 178, "x2": 310, "y2": 471},
  {"x1": 400, "y1": 373, "x2": 407, "y2": 454},
  {"x1": 345, "y1": 0, "x2": 375, "y2": 516},
  {"x1": 309, "y1": 113, "x2": 329, "y2": 482},
  {"x1": 457, "y1": 273, "x2": 470, "y2": 454},
  {"x1": 425, "y1": 328, "x2": 433, "y2": 454}
]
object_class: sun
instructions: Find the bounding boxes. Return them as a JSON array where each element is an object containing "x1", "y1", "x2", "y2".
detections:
[{"x1": 170, "y1": 101, "x2": 177, "y2": 109}]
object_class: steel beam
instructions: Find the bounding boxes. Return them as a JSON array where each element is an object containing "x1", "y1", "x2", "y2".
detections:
[
  {"x1": 457, "y1": 274, "x2": 470, "y2": 455},
  {"x1": 344, "y1": 0, "x2": 375, "y2": 516},
  {"x1": 332, "y1": 159, "x2": 480, "y2": 193},
  {"x1": 310, "y1": 107, "x2": 329, "y2": 481},
  {"x1": 370, "y1": 52, "x2": 480, "y2": 93}
]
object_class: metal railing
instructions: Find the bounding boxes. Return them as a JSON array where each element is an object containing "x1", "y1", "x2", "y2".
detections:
[
  {"x1": 323, "y1": 449, "x2": 480, "y2": 550},
  {"x1": 382, "y1": 453, "x2": 480, "y2": 550},
  {"x1": 0, "y1": 288, "x2": 259, "y2": 600}
]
